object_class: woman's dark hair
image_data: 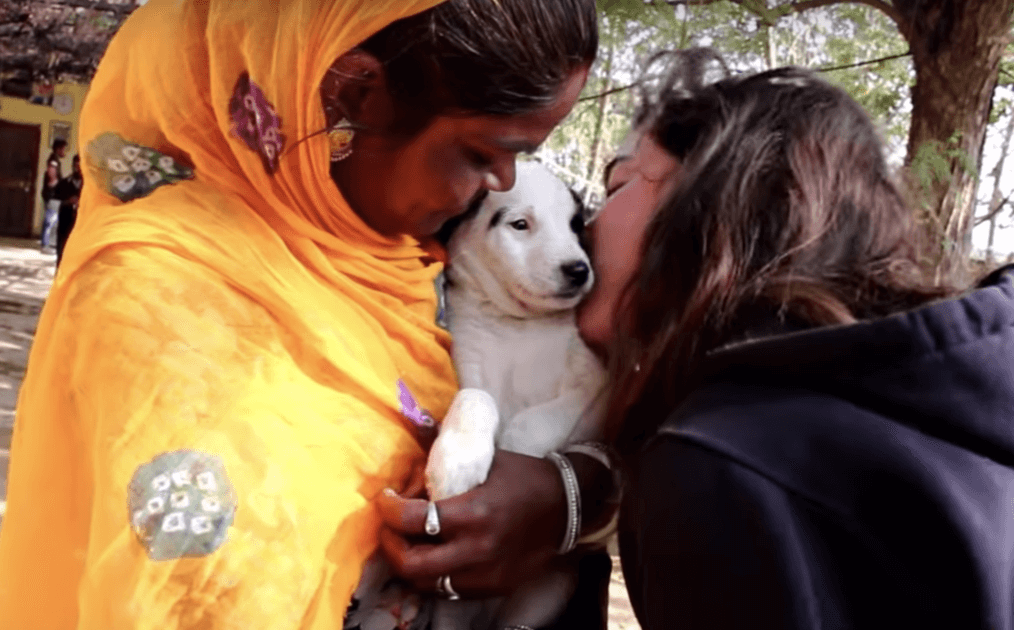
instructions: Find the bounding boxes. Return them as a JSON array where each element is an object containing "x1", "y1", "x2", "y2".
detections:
[
  {"x1": 352, "y1": 0, "x2": 598, "y2": 135},
  {"x1": 608, "y1": 50, "x2": 958, "y2": 451}
]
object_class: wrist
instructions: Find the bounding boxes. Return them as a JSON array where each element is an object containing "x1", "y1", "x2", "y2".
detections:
[
  {"x1": 562, "y1": 443, "x2": 622, "y2": 544},
  {"x1": 545, "y1": 452, "x2": 581, "y2": 554},
  {"x1": 540, "y1": 442, "x2": 624, "y2": 555},
  {"x1": 537, "y1": 454, "x2": 568, "y2": 554}
]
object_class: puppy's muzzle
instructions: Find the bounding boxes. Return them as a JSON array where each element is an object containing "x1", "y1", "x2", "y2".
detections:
[{"x1": 560, "y1": 260, "x2": 590, "y2": 290}]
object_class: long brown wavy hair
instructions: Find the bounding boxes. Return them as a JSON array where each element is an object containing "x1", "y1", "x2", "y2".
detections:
[{"x1": 608, "y1": 52, "x2": 958, "y2": 452}]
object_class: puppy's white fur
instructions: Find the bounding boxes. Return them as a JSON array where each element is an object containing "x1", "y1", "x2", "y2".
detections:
[{"x1": 427, "y1": 161, "x2": 607, "y2": 630}]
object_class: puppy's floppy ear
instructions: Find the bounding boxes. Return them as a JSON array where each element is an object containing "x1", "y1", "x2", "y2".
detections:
[
  {"x1": 568, "y1": 188, "x2": 592, "y2": 252},
  {"x1": 435, "y1": 190, "x2": 490, "y2": 246},
  {"x1": 568, "y1": 188, "x2": 586, "y2": 226}
]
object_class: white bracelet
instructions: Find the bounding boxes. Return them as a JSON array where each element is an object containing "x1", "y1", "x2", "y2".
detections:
[{"x1": 546, "y1": 451, "x2": 581, "y2": 555}]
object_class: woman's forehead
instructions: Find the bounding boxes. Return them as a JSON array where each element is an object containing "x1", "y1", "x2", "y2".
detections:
[
  {"x1": 605, "y1": 131, "x2": 678, "y2": 186},
  {"x1": 603, "y1": 131, "x2": 643, "y2": 186}
]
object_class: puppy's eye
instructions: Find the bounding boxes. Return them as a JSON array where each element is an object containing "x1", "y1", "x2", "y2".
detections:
[
  {"x1": 570, "y1": 215, "x2": 585, "y2": 235},
  {"x1": 509, "y1": 219, "x2": 529, "y2": 231}
]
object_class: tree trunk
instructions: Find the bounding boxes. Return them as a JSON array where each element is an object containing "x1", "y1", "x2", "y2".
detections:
[{"x1": 893, "y1": 0, "x2": 1014, "y2": 281}]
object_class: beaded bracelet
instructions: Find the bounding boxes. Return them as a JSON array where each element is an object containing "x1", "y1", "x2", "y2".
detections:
[{"x1": 545, "y1": 451, "x2": 581, "y2": 555}]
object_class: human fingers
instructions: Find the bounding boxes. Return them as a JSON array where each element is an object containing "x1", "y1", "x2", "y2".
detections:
[
  {"x1": 377, "y1": 526, "x2": 551, "y2": 598},
  {"x1": 402, "y1": 462, "x2": 427, "y2": 499},
  {"x1": 377, "y1": 527, "x2": 479, "y2": 586},
  {"x1": 376, "y1": 485, "x2": 494, "y2": 537},
  {"x1": 376, "y1": 488, "x2": 429, "y2": 535}
]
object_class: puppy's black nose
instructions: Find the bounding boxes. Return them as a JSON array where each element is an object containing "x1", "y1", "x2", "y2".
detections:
[{"x1": 561, "y1": 260, "x2": 590, "y2": 288}]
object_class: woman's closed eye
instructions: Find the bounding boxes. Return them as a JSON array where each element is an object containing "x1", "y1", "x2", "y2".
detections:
[
  {"x1": 464, "y1": 147, "x2": 495, "y2": 169},
  {"x1": 603, "y1": 155, "x2": 633, "y2": 198},
  {"x1": 605, "y1": 176, "x2": 631, "y2": 198}
]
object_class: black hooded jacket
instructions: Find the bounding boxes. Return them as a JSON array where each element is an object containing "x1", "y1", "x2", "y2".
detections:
[{"x1": 620, "y1": 266, "x2": 1014, "y2": 629}]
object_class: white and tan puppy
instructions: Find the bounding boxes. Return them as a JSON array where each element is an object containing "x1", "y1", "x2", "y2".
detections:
[{"x1": 426, "y1": 161, "x2": 607, "y2": 630}]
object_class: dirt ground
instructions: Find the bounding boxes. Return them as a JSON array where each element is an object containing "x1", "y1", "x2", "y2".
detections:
[
  {"x1": 0, "y1": 238, "x2": 641, "y2": 629},
  {"x1": 0, "y1": 239, "x2": 56, "y2": 530}
]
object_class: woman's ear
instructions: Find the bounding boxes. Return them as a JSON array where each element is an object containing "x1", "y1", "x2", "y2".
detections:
[{"x1": 320, "y1": 49, "x2": 394, "y2": 132}]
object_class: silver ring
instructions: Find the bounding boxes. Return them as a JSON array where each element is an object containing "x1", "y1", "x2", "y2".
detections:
[
  {"x1": 425, "y1": 500, "x2": 441, "y2": 536},
  {"x1": 437, "y1": 574, "x2": 461, "y2": 601}
]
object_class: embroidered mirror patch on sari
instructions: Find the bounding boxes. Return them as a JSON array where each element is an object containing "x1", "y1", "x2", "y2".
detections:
[
  {"x1": 127, "y1": 449, "x2": 237, "y2": 561},
  {"x1": 229, "y1": 72, "x2": 286, "y2": 175},
  {"x1": 86, "y1": 132, "x2": 195, "y2": 202}
]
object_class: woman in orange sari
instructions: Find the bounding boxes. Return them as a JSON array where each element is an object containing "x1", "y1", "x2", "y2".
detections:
[{"x1": 0, "y1": 1, "x2": 597, "y2": 627}]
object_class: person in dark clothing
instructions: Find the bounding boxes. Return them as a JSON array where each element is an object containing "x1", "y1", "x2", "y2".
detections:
[
  {"x1": 578, "y1": 50, "x2": 1014, "y2": 628},
  {"x1": 41, "y1": 139, "x2": 67, "y2": 251},
  {"x1": 53, "y1": 154, "x2": 82, "y2": 266}
]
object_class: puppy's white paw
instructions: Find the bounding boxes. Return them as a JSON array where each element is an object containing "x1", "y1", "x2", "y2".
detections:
[{"x1": 426, "y1": 388, "x2": 500, "y2": 502}]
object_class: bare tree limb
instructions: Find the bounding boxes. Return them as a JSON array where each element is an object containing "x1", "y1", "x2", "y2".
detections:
[
  {"x1": 28, "y1": 0, "x2": 134, "y2": 15},
  {"x1": 780, "y1": 0, "x2": 900, "y2": 25},
  {"x1": 577, "y1": 50, "x2": 912, "y2": 102},
  {"x1": 651, "y1": 0, "x2": 903, "y2": 28},
  {"x1": 578, "y1": 81, "x2": 640, "y2": 102},
  {"x1": 975, "y1": 193, "x2": 1012, "y2": 226},
  {"x1": 815, "y1": 50, "x2": 912, "y2": 73}
]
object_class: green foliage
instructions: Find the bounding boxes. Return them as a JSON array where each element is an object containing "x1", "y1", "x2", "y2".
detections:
[
  {"x1": 540, "y1": 0, "x2": 915, "y2": 204},
  {"x1": 911, "y1": 141, "x2": 959, "y2": 198},
  {"x1": 990, "y1": 97, "x2": 1013, "y2": 125},
  {"x1": 998, "y1": 37, "x2": 1014, "y2": 89},
  {"x1": 909, "y1": 132, "x2": 979, "y2": 214}
]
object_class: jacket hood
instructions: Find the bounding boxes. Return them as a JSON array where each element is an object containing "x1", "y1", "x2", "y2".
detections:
[{"x1": 704, "y1": 265, "x2": 1014, "y2": 468}]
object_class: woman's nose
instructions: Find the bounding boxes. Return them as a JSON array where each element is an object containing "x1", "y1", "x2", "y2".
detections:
[{"x1": 484, "y1": 158, "x2": 516, "y2": 193}]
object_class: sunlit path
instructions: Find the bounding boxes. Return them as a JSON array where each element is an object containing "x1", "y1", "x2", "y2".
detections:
[{"x1": 0, "y1": 239, "x2": 54, "y2": 530}]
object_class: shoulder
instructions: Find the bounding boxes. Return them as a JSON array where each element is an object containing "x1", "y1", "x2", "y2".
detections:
[
  {"x1": 63, "y1": 245, "x2": 275, "y2": 346},
  {"x1": 655, "y1": 380, "x2": 908, "y2": 487},
  {"x1": 623, "y1": 380, "x2": 1012, "y2": 628},
  {"x1": 645, "y1": 378, "x2": 1014, "y2": 566}
]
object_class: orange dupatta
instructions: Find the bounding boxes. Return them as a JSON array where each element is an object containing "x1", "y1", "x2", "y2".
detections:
[{"x1": 0, "y1": 1, "x2": 458, "y2": 628}]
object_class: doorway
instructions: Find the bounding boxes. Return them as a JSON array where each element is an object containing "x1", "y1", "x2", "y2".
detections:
[{"x1": 0, "y1": 120, "x2": 41, "y2": 238}]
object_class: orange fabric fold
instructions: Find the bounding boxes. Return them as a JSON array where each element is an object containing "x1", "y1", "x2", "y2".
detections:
[{"x1": 0, "y1": 1, "x2": 458, "y2": 628}]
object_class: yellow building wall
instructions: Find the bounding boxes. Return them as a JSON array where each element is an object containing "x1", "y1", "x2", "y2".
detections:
[{"x1": 0, "y1": 82, "x2": 90, "y2": 237}]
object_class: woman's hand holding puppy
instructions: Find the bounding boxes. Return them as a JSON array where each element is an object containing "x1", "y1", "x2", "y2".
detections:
[{"x1": 376, "y1": 449, "x2": 566, "y2": 598}]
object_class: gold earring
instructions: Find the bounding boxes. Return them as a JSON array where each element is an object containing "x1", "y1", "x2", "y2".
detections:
[{"x1": 328, "y1": 118, "x2": 355, "y2": 162}]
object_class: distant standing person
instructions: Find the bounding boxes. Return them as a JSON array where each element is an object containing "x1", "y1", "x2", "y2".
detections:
[
  {"x1": 40, "y1": 139, "x2": 67, "y2": 252},
  {"x1": 53, "y1": 154, "x2": 82, "y2": 266}
]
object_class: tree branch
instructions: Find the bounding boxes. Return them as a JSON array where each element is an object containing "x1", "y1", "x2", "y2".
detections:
[
  {"x1": 815, "y1": 50, "x2": 911, "y2": 73},
  {"x1": 976, "y1": 193, "x2": 1014, "y2": 226},
  {"x1": 779, "y1": 0, "x2": 901, "y2": 26},
  {"x1": 653, "y1": 0, "x2": 903, "y2": 28},
  {"x1": 577, "y1": 51, "x2": 912, "y2": 102},
  {"x1": 578, "y1": 81, "x2": 640, "y2": 102},
  {"x1": 35, "y1": 0, "x2": 135, "y2": 15}
]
